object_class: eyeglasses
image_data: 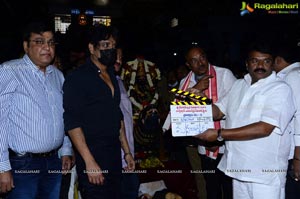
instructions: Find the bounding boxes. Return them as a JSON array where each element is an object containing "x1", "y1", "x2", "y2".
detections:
[
  {"x1": 29, "y1": 39, "x2": 57, "y2": 47},
  {"x1": 247, "y1": 58, "x2": 273, "y2": 66}
]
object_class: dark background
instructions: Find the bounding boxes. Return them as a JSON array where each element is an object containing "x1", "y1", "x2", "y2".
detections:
[{"x1": 0, "y1": 0, "x2": 299, "y2": 75}]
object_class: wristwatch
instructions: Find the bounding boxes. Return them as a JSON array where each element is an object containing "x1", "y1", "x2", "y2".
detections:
[{"x1": 217, "y1": 128, "x2": 224, "y2": 141}]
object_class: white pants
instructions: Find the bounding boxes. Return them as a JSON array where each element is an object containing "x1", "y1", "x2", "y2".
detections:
[{"x1": 233, "y1": 179, "x2": 284, "y2": 199}]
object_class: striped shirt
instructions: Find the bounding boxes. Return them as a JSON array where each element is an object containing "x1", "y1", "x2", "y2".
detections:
[{"x1": 0, "y1": 55, "x2": 72, "y2": 171}]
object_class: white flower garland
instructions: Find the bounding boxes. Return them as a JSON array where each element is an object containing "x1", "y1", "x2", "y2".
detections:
[{"x1": 124, "y1": 59, "x2": 161, "y2": 111}]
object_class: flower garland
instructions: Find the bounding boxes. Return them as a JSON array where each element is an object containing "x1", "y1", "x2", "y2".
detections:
[
  {"x1": 122, "y1": 58, "x2": 161, "y2": 111},
  {"x1": 139, "y1": 156, "x2": 165, "y2": 168}
]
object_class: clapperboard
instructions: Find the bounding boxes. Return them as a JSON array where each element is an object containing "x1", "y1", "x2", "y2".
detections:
[{"x1": 169, "y1": 88, "x2": 214, "y2": 137}]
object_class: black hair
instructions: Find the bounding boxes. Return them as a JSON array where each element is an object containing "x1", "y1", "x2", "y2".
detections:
[
  {"x1": 22, "y1": 21, "x2": 54, "y2": 42},
  {"x1": 87, "y1": 24, "x2": 119, "y2": 47},
  {"x1": 246, "y1": 40, "x2": 274, "y2": 59},
  {"x1": 273, "y1": 42, "x2": 300, "y2": 63}
]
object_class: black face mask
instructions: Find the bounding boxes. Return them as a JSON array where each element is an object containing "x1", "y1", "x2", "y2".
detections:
[{"x1": 98, "y1": 48, "x2": 117, "y2": 67}]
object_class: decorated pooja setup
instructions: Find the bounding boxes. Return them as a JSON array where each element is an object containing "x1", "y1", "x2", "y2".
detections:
[
  {"x1": 121, "y1": 56, "x2": 161, "y2": 114},
  {"x1": 121, "y1": 56, "x2": 162, "y2": 158},
  {"x1": 122, "y1": 57, "x2": 197, "y2": 199}
]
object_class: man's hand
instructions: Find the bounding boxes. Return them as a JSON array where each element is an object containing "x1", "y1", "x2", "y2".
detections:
[
  {"x1": 193, "y1": 75, "x2": 213, "y2": 92},
  {"x1": 85, "y1": 160, "x2": 105, "y2": 185},
  {"x1": 292, "y1": 147, "x2": 300, "y2": 181},
  {"x1": 61, "y1": 156, "x2": 73, "y2": 175},
  {"x1": 0, "y1": 171, "x2": 14, "y2": 193},
  {"x1": 194, "y1": 128, "x2": 218, "y2": 142},
  {"x1": 124, "y1": 154, "x2": 135, "y2": 171},
  {"x1": 293, "y1": 158, "x2": 300, "y2": 181},
  {"x1": 186, "y1": 88, "x2": 203, "y2": 97}
]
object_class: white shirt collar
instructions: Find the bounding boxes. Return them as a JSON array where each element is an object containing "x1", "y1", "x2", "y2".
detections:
[
  {"x1": 277, "y1": 62, "x2": 300, "y2": 78},
  {"x1": 244, "y1": 71, "x2": 277, "y2": 86}
]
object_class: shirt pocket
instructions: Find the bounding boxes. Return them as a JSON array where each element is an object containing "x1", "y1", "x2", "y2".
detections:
[{"x1": 248, "y1": 94, "x2": 266, "y2": 121}]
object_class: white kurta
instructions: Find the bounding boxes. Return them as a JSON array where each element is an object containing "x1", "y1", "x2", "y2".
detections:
[
  {"x1": 216, "y1": 72, "x2": 295, "y2": 186},
  {"x1": 276, "y1": 62, "x2": 300, "y2": 159},
  {"x1": 178, "y1": 65, "x2": 236, "y2": 155}
]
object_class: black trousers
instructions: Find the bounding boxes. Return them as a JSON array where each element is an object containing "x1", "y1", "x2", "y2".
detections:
[
  {"x1": 285, "y1": 159, "x2": 300, "y2": 199},
  {"x1": 75, "y1": 137, "x2": 122, "y2": 199},
  {"x1": 200, "y1": 154, "x2": 233, "y2": 199}
]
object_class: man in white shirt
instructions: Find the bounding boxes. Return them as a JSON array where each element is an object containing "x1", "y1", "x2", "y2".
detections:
[
  {"x1": 177, "y1": 46, "x2": 236, "y2": 199},
  {"x1": 195, "y1": 41, "x2": 296, "y2": 199},
  {"x1": 273, "y1": 42, "x2": 300, "y2": 199}
]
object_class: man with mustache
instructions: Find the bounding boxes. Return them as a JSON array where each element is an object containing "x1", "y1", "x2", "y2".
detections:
[
  {"x1": 195, "y1": 41, "x2": 296, "y2": 199},
  {"x1": 0, "y1": 21, "x2": 72, "y2": 199}
]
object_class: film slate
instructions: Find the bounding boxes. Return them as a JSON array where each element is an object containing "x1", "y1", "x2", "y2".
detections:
[{"x1": 169, "y1": 88, "x2": 214, "y2": 137}]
